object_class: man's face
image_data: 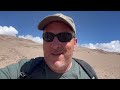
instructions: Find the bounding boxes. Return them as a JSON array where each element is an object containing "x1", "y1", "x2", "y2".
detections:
[{"x1": 43, "y1": 21, "x2": 77, "y2": 73}]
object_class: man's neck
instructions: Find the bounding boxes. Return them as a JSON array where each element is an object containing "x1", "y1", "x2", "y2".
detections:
[{"x1": 52, "y1": 62, "x2": 73, "y2": 74}]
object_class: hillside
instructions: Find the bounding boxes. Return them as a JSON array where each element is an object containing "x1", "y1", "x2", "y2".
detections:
[{"x1": 0, "y1": 35, "x2": 120, "y2": 79}]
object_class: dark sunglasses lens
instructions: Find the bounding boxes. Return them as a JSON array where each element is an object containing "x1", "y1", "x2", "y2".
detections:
[
  {"x1": 58, "y1": 33, "x2": 72, "y2": 42},
  {"x1": 43, "y1": 33, "x2": 54, "y2": 42}
]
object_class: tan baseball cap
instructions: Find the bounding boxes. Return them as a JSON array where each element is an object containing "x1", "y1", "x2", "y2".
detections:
[{"x1": 38, "y1": 13, "x2": 76, "y2": 34}]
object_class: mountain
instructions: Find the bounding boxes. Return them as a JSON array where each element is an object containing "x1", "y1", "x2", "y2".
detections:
[{"x1": 0, "y1": 35, "x2": 120, "y2": 79}]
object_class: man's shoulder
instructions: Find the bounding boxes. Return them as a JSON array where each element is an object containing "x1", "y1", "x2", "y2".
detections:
[
  {"x1": 19, "y1": 57, "x2": 44, "y2": 79},
  {"x1": 0, "y1": 57, "x2": 44, "y2": 79},
  {"x1": 73, "y1": 58, "x2": 98, "y2": 79},
  {"x1": 20, "y1": 57, "x2": 44, "y2": 69},
  {"x1": 0, "y1": 58, "x2": 30, "y2": 79}
]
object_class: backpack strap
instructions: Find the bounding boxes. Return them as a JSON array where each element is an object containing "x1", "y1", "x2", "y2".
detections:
[
  {"x1": 19, "y1": 57, "x2": 44, "y2": 79},
  {"x1": 73, "y1": 58, "x2": 98, "y2": 79}
]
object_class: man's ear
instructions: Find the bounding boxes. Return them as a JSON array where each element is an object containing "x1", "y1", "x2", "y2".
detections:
[{"x1": 73, "y1": 38, "x2": 77, "y2": 51}]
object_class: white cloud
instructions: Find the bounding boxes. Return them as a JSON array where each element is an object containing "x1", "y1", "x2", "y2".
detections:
[
  {"x1": 18, "y1": 35, "x2": 43, "y2": 44},
  {"x1": 0, "y1": 26, "x2": 43, "y2": 44},
  {"x1": 0, "y1": 26, "x2": 18, "y2": 36},
  {"x1": 81, "y1": 40, "x2": 120, "y2": 53}
]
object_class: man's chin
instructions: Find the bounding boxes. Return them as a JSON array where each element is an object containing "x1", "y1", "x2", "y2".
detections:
[
  {"x1": 53, "y1": 61, "x2": 65, "y2": 69},
  {"x1": 45, "y1": 54, "x2": 65, "y2": 66},
  {"x1": 51, "y1": 57, "x2": 65, "y2": 66}
]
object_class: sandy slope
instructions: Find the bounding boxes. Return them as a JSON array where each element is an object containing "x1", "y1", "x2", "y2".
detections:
[
  {"x1": 0, "y1": 35, "x2": 120, "y2": 79},
  {"x1": 73, "y1": 47, "x2": 120, "y2": 79}
]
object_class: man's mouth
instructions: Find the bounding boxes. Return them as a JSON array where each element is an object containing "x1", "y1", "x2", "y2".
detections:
[{"x1": 51, "y1": 53, "x2": 63, "y2": 56}]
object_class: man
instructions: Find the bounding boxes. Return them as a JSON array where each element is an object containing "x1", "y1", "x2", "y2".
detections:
[{"x1": 0, "y1": 13, "x2": 97, "y2": 79}]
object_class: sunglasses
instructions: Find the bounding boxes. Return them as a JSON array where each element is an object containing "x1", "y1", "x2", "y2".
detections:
[{"x1": 42, "y1": 32, "x2": 75, "y2": 42}]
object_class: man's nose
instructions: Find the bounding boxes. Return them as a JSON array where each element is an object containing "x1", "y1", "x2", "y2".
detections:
[{"x1": 51, "y1": 37, "x2": 61, "y2": 49}]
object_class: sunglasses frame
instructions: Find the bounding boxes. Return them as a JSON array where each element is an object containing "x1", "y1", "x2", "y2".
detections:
[{"x1": 42, "y1": 32, "x2": 75, "y2": 42}]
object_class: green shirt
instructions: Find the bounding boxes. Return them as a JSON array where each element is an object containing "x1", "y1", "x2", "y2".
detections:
[
  {"x1": 0, "y1": 59, "x2": 28, "y2": 79},
  {"x1": 0, "y1": 57, "x2": 90, "y2": 79},
  {"x1": 45, "y1": 59, "x2": 90, "y2": 79}
]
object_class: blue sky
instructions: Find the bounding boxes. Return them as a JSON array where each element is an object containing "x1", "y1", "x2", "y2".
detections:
[{"x1": 0, "y1": 11, "x2": 120, "y2": 53}]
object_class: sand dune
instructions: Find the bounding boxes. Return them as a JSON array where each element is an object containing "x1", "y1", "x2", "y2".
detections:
[{"x1": 0, "y1": 35, "x2": 120, "y2": 79}]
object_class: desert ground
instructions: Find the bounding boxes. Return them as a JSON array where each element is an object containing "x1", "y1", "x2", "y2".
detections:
[{"x1": 0, "y1": 35, "x2": 120, "y2": 79}]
